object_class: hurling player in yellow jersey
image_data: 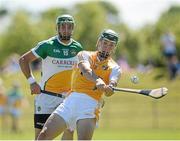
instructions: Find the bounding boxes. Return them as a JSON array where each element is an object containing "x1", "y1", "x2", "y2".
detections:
[
  {"x1": 37, "y1": 29, "x2": 121, "y2": 140},
  {"x1": 19, "y1": 14, "x2": 83, "y2": 140}
]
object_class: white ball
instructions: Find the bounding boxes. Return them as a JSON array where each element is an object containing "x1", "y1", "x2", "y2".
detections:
[{"x1": 131, "y1": 75, "x2": 139, "y2": 84}]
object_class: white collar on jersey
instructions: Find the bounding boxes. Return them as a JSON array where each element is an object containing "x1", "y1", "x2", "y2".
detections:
[{"x1": 56, "y1": 35, "x2": 73, "y2": 46}]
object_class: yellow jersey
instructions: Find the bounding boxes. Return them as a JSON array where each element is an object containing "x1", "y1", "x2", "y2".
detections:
[{"x1": 71, "y1": 51, "x2": 121, "y2": 101}]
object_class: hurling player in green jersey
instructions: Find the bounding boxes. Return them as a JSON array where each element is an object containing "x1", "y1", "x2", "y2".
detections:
[{"x1": 19, "y1": 14, "x2": 83, "y2": 140}]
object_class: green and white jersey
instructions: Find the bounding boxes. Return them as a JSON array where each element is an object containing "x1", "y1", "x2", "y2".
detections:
[{"x1": 31, "y1": 36, "x2": 83, "y2": 93}]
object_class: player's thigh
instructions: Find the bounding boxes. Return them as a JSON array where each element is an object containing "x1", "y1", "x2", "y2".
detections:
[
  {"x1": 77, "y1": 118, "x2": 96, "y2": 140},
  {"x1": 38, "y1": 113, "x2": 67, "y2": 140},
  {"x1": 34, "y1": 114, "x2": 50, "y2": 140},
  {"x1": 34, "y1": 114, "x2": 51, "y2": 140}
]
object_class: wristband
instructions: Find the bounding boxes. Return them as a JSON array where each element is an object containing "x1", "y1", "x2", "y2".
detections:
[{"x1": 27, "y1": 76, "x2": 36, "y2": 84}]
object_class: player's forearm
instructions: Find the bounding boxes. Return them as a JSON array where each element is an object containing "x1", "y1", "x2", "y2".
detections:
[
  {"x1": 83, "y1": 69, "x2": 100, "y2": 82},
  {"x1": 19, "y1": 55, "x2": 34, "y2": 79},
  {"x1": 79, "y1": 62, "x2": 99, "y2": 82}
]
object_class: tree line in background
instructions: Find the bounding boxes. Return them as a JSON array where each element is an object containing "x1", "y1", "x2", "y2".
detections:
[{"x1": 0, "y1": 1, "x2": 180, "y2": 67}]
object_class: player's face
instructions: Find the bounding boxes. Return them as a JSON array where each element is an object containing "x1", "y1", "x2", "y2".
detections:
[
  {"x1": 98, "y1": 39, "x2": 116, "y2": 59},
  {"x1": 57, "y1": 22, "x2": 74, "y2": 40}
]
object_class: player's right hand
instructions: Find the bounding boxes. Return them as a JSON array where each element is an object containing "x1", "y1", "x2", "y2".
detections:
[
  {"x1": 95, "y1": 78, "x2": 106, "y2": 91},
  {"x1": 30, "y1": 82, "x2": 41, "y2": 95}
]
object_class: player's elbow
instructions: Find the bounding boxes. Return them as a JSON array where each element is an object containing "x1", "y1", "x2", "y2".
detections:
[
  {"x1": 81, "y1": 69, "x2": 91, "y2": 76},
  {"x1": 19, "y1": 54, "x2": 31, "y2": 68},
  {"x1": 19, "y1": 55, "x2": 26, "y2": 66}
]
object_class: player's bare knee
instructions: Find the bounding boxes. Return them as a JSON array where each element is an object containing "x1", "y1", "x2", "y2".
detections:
[{"x1": 37, "y1": 127, "x2": 49, "y2": 140}]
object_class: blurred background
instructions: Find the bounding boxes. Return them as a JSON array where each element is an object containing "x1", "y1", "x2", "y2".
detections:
[{"x1": 0, "y1": 0, "x2": 180, "y2": 139}]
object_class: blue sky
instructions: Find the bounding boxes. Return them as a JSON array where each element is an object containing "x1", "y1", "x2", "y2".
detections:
[{"x1": 1, "y1": 0, "x2": 180, "y2": 29}]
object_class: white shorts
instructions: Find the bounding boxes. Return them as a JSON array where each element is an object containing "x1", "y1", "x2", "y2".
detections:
[
  {"x1": 34, "y1": 92, "x2": 67, "y2": 114},
  {"x1": 53, "y1": 92, "x2": 100, "y2": 131}
]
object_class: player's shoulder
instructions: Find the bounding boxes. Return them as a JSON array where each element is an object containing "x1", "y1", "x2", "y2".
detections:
[
  {"x1": 37, "y1": 36, "x2": 56, "y2": 47},
  {"x1": 71, "y1": 39, "x2": 83, "y2": 49},
  {"x1": 78, "y1": 50, "x2": 95, "y2": 57},
  {"x1": 108, "y1": 58, "x2": 121, "y2": 69}
]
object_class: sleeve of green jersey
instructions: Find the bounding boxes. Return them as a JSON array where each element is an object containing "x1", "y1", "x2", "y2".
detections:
[{"x1": 31, "y1": 41, "x2": 47, "y2": 59}]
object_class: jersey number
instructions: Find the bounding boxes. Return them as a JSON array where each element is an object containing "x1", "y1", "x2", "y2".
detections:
[{"x1": 63, "y1": 50, "x2": 69, "y2": 56}]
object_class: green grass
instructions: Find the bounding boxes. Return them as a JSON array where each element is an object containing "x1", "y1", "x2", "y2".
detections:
[
  {"x1": 93, "y1": 129, "x2": 180, "y2": 140},
  {"x1": 0, "y1": 69, "x2": 180, "y2": 140},
  {"x1": 1, "y1": 128, "x2": 179, "y2": 140}
]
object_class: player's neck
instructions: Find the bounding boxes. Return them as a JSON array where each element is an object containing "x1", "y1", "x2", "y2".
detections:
[
  {"x1": 97, "y1": 54, "x2": 108, "y2": 62},
  {"x1": 60, "y1": 39, "x2": 71, "y2": 44},
  {"x1": 57, "y1": 35, "x2": 71, "y2": 45}
]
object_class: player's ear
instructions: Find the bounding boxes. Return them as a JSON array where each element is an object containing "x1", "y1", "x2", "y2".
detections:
[
  {"x1": 56, "y1": 25, "x2": 58, "y2": 32},
  {"x1": 96, "y1": 39, "x2": 101, "y2": 48}
]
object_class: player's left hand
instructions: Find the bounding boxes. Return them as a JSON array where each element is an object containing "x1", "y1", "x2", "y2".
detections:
[{"x1": 104, "y1": 85, "x2": 114, "y2": 97}]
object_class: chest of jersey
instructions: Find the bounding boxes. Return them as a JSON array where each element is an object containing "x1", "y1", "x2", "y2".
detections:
[
  {"x1": 47, "y1": 45, "x2": 79, "y2": 59},
  {"x1": 91, "y1": 62, "x2": 111, "y2": 83}
]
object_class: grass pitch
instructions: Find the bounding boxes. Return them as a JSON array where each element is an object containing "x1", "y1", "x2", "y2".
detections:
[{"x1": 0, "y1": 69, "x2": 180, "y2": 140}]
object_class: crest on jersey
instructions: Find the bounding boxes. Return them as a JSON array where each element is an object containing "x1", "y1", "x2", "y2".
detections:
[
  {"x1": 70, "y1": 49, "x2": 77, "y2": 55},
  {"x1": 102, "y1": 65, "x2": 108, "y2": 70},
  {"x1": 37, "y1": 106, "x2": 41, "y2": 112}
]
